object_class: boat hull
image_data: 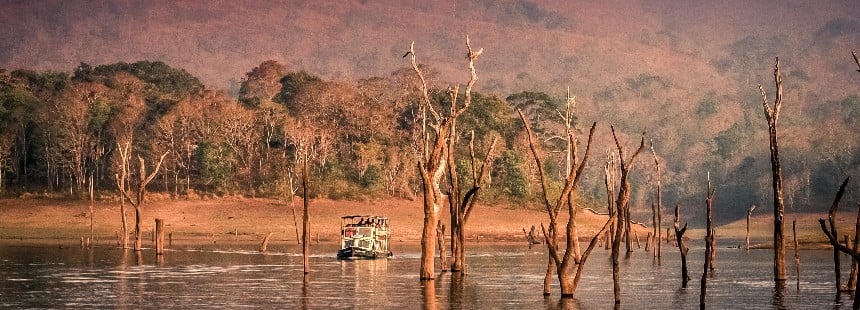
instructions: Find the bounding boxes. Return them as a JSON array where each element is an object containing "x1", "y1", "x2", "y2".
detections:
[{"x1": 337, "y1": 247, "x2": 391, "y2": 260}]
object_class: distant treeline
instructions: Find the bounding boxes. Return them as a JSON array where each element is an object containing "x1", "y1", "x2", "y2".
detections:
[{"x1": 0, "y1": 60, "x2": 857, "y2": 223}]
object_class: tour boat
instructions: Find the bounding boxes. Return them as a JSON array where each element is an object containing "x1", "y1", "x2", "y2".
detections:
[{"x1": 337, "y1": 215, "x2": 393, "y2": 259}]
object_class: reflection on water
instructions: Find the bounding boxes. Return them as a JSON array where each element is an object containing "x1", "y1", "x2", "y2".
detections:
[{"x1": 0, "y1": 241, "x2": 857, "y2": 308}]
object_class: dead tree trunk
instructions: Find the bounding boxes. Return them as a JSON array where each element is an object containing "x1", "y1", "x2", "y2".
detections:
[
  {"x1": 850, "y1": 209, "x2": 860, "y2": 293},
  {"x1": 155, "y1": 218, "x2": 164, "y2": 255},
  {"x1": 624, "y1": 202, "x2": 632, "y2": 254},
  {"x1": 89, "y1": 174, "x2": 94, "y2": 246},
  {"x1": 291, "y1": 207, "x2": 300, "y2": 244},
  {"x1": 301, "y1": 156, "x2": 310, "y2": 274},
  {"x1": 114, "y1": 142, "x2": 132, "y2": 249},
  {"x1": 758, "y1": 57, "x2": 787, "y2": 283},
  {"x1": 701, "y1": 175, "x2": 716, "y2": 308},
  {"x1": 675, "y1": 205, "x2": 690, "y2": 288},
  {"x1": 747, "y1": 205, "x2": 757, "y2": 253},
  {"x1": 817, "y1": 177, "x2": 857, "y2": 308},
  {"x1": 609, "y1": 126, "x2": 647, "y2": 305},
  {"x1": 117, "y1": 152, "x2": 169, "y2": 252},
  {"x1": 828, "y1": 178, "x2": 848, "y2": 292},
  {"x1": 650, "y1": 141, "x2": 662, "y2": 259},
  {"x1": 519, "y1": 109, "x2": 599, "y2": 298},
  {"x1": 605, "y1": 153, "x2": 618, "y2": 252},
  {"x1": 406, "y1": 37, "x2": 482, "y2": 280},
  {"x1": 448, "y1": 132, "x2": 497, "y2": 273},
  {"x1": 793, "y1": 219, "x2": 800, "y2": 291},
  {"x1": 437, "y1": 221, "x2": 447, "y2": 272}
]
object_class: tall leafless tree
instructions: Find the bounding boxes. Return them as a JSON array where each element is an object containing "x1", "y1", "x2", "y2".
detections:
[
  {"x1": 700, "y1": 173, "x2": 716, "y2": 308},
  {"x1": 818, "y1": 177, "x2": 857, "y2": 308},
  {"x1": 650, "y1": 140, "x2": 662, "y2": 259},
  {"x1": 609, "y1": 126, "x2": 646, "y2": 305},
  {"x1": 758, "y1": 57, "x2": 787, "y2": 283},
  {"x1": 519, "y1": 109, "x2": 604, "y2": 297},
  {"x1": 674, "y1": 205, "x2": 690, "y2": 288},
  {"x1": 448, "y1": 132, "x2": 497, "y2": 273},
  {"x1": 116, "y1": 152, "x2": 169, "y2": 251},
  {"x1": 406, "y1": 37, "x2": 482, "y2": 280},
  {"x1": 746, "y1": 205, "x2": 757, "y2": 253}
]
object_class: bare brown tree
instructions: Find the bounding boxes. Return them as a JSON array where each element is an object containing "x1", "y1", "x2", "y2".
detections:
[
  {"x1": 437, "y1": 220, "x2": 447, "y2": 272},
  {"x1": 818, "y1": 177, "x2": 857, "y2": 308},
  {"x1": 301, "y1": 151, "x2": 310, "y2": 274},
  {"x1": 116, "y1": 152, "x2": 169, "y2": 251},
  {"x1": 827, "y1": 178, "x2": 845, "y2": 292},
  {"x1": 406, "y1": 37, "x2": 482, "y2": 280},
  {"x1": 793, "y1": 219, "x2": 801, "y2": 291},
  {"x1": 701, "y1": 174, "x2": 716, "y2": 308},
  {"x1": 746, "y1": 205, "x2": 757, "y2": 253},
  {"x1": 849, "y1": 210, "x2": 860, "y2": 293},
  {"x1": 650, "y1": 140, "x2": 663, "y2": 259},
  {"x1": 448, "y1": 132, "x2": 497, "y2": 273},
  {"x1": 674, "y1": 205, "x2": 690, "y2": 288},
  {"x1": 758, "y1": 57, "x2": 787, "y2": 283},
  {"x1": 609, "y1": 126, "x2": 647, "y2": 305},
  {"x1": 519, "y1": 109, "x2": 603, "y2": 297}
]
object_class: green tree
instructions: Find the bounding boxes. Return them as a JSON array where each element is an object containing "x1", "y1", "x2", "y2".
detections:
[
  {"x1": 495, "y1": 150, "x2": 529, "y2": 198},
  {"x1": 196, "y1": 141, "x2": 234, "y2": 193}
]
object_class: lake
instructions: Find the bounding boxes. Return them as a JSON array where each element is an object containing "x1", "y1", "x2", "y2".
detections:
[{"x1": 0, "y1": 239, "x2": 855, "y2": 309}]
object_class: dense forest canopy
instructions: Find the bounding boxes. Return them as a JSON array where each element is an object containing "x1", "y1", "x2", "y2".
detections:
[
  {"x1": 1, "y1": 1, "x2": 859, "y2": 224},
  {"x1": 1, "y1": 57, "x2": 857, "y2": 225}
]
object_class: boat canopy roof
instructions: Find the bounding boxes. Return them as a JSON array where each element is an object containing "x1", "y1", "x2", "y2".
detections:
[{"x1": 341, "y1": 215, "x2": 388, "y2": 220}]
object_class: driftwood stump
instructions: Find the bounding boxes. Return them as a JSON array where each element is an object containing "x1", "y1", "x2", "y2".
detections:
[{"x1": 155, "y1": 218, "x2": 165, "y2": 255}]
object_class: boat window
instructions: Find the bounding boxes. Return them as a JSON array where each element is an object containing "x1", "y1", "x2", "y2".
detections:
[{"x1": 356, "y1": 227, "x2": 371, "y2": 236}]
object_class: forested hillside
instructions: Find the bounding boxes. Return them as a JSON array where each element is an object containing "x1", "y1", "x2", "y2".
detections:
[{"x1": 1, "y1": 1, "x2": 859, "y2": 223}]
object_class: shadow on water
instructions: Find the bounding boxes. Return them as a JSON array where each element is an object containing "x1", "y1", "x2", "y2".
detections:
[
  {"x1": 542, "y1": 296, "x2": 583, "y2": 310},
  {"x1": 772, "y1": 281, "x2": 786, "y2": 310},
  {"x1": 449, "y1": 272, "x2": 464, "y2": 309},
  {"x1": 301, "y1": 273, "x2": 310, "y2": 310}
]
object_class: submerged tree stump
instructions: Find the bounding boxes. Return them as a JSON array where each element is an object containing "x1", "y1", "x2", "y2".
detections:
[
  {"x1": 746, "y1": 205, "x2": 757, "y2": 253},
  {"x1": 155, "y1": 218, "x2": 165, "y2": 255}
]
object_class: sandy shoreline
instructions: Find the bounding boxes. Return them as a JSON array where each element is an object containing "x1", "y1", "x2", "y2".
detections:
[
  {"x1": 0, "y1": 197, "x2": 639, "y2": 245},
  {"x1": 0, "y1": 197, "x2": 844, "y2": 250}
]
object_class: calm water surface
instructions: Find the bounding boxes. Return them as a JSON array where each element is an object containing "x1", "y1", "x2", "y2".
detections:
[{"x1": 0, "y1": 240, "x2": 855, "y2": 309}]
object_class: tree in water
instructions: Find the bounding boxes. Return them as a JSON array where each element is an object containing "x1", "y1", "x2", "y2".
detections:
[
  {"x1": 757, "y1": 57, "x2": 786, "y2": 284},
  {"x1": 405, "y1": 37, "x2": 483, "y2": 280},
  {"x1": 447, "y1": 131, "x2": 497, "y2": 273},
  {"x1": 519, "y1": 106, "x2": 609, "y2": 297},
  {"x1": 609, "y1": 126, "x2": 646, "y2": 304}
]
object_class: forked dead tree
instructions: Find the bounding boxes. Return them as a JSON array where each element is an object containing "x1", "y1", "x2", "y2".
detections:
[
  {"x1": 827, "y1": 178, "x2": 848, "y2": 292},
  {"x1": 447, "y1": 131, "x2": 497, "y2": 273},
  {"x1": 758, "y1": 57, "x2": 787, "y2": 283},
  {"x1": 674, "y1": 205, "x2": 690, "y2": 288},
  {"x1": 817, "y1": 177, "x2": 858, "y2": 308},
  {"x1": 406, "y1": 37, "x2": 482, "y2": 280},
  {"x1": 116, "y1": 152, "x2": 169, "y2": 251},
  {"x1": 609, "y1": 126, "x2": 646, "y2": 305},
  {"x1": 519, "y1": 110, "x2": 605, "y2": 297},
  {"x1": 114, "y1": 142, "x2": 132, "y2": 249}
]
